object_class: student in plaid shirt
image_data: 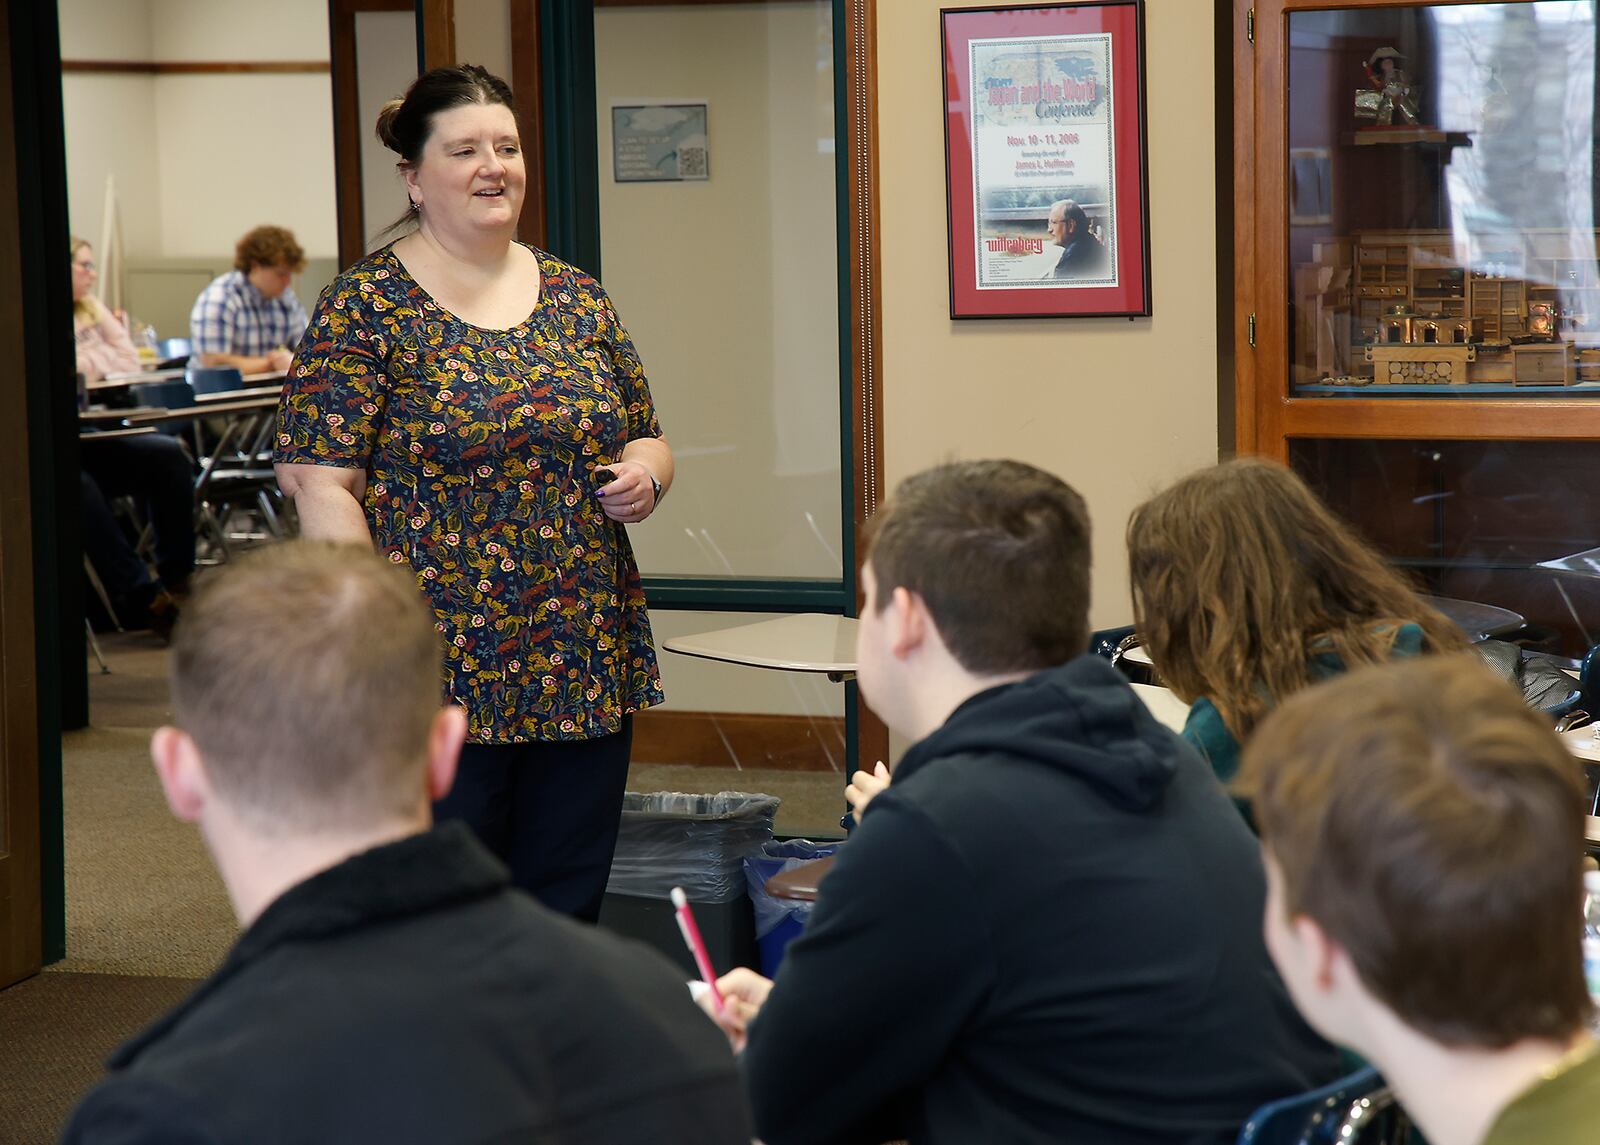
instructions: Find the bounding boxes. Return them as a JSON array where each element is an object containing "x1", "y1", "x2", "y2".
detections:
[{"x1": 190, "y1": 225, "x2": 310, "y2": 374}]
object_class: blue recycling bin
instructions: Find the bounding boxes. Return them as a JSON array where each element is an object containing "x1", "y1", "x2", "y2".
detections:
[{"x1": 743, "y1": 839, "x2": 840, "y2": 977}]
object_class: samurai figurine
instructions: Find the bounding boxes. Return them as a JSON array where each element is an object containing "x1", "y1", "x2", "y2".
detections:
[{"x1": 1354, "y1": 47, "x2": 1420, "y2": 126}]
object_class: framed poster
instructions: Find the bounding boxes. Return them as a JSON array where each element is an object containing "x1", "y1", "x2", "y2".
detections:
[
  {"x1": 941, "y1": 2, "x2": 1150, "y2": 319},
  {"x1": 612, "y1": 103, "x2": 710, "y2": 183}
]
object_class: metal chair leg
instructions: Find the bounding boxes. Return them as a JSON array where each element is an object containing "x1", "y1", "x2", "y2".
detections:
[
  {"x1": 83, "y1": 555, "x2": 122, "y2": 632},
  {"x1": 85, "y1": 618, "x2": 110, "y2": 674}
]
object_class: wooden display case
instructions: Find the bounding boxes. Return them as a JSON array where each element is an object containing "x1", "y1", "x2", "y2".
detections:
[
  {"x1": 1235, "y1": 0, "x2": 1600, "y2": 449},
  {"x1": 1233, "y1": 0, "x2": 1600, "y2": 655}
]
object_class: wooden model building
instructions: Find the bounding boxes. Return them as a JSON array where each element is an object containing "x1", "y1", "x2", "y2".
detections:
[{"x1": 1297, "y1": 227, "x2": 1597, "y2": 387}]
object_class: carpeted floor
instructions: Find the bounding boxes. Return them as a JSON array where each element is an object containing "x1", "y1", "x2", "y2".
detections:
[
  {"x1": 0, "y1": 972, "x2": 197, "y2": 1145},
  {"x1": 1, "y1": 631, "x2": 845, "y2": 1139}
]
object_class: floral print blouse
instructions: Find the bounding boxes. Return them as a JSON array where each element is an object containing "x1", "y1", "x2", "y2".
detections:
[{"x1": 274, "y1": 245, "x2": 664, "y2": 744}]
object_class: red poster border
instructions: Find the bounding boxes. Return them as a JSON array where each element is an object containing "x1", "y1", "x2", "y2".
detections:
[{"x1": 942, "y1": 2, "x2": 1150, "y2": 319}]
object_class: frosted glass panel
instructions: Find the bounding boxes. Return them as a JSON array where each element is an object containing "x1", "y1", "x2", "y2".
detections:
[{"x1": 595, "y1": 2, "x2": 843, "y2": 580}]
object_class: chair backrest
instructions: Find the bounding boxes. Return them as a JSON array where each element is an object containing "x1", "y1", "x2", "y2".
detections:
[
  {"x1": 129, "y1": 378, "x2": 196, "y2": 436},
  {"x1": 157, "y1": 337, "x2": 192, "y2": 361},
  {"x1": 187, "y1": 366, "x2": 244, "y2": 396},
  {"x1": 1236, "y1": 1066, "x2": 1412, "y2": 1145},
  {"x1": 1088, "y1": 624, "x2": 1137, "y2": 660}
]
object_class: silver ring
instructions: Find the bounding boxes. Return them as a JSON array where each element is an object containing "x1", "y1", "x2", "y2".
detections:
[{"x1": 631, "y1": 502, "x2": 638, "y2": 512}]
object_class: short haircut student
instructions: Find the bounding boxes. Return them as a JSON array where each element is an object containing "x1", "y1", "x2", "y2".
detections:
[
  {"x1": 233, "y1": 225, "x2": 306, "y2": 274},
  {"x1": 170, "y1": 542, "x2": 444, "y2": 831},
  {"x1": 866, "y1": 459, "x2": 1091, "y2": 674},
  {"x1": 1238, "y1": 655, "x2": 1592, "y2": 1047}
]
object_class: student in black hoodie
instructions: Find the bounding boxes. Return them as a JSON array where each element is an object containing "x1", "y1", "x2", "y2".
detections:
[{"x1": 711, "y1": 459, "x2": 1341, "y2": 1145}]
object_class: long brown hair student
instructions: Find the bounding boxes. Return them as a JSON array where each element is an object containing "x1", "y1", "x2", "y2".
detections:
[{"x1": 1127, "y1": 457, "x2": 1466, "y2": 783}]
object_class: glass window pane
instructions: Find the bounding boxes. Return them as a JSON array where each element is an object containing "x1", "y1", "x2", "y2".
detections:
[
  {"x1": 1288, "y1": 3, "x2": 1600, "y2": 396},
  {"x1": 594, "y1": 2, "x2": 843, "y2": 580},
  {"x1": 1290, "y1": 438, "x2": 1600, "y2": 656}
]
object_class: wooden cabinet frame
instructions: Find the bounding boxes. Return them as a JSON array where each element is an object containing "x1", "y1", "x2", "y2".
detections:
[{"x1": 1233, "y1": 0, "x2": 1600, "y2": 459}]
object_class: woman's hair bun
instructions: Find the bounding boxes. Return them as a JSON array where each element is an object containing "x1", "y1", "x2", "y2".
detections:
[{"x1": 375, "y1": 97, "x2": 407, "y2": 153}]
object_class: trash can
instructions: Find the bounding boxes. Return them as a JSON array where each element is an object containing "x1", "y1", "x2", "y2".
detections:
[
  {"x1": 744, "y1": 839, "x2": 839, "y2": 976},
  {"x1": 599, "y1": 791, "x2": 780, "y2": 977}
]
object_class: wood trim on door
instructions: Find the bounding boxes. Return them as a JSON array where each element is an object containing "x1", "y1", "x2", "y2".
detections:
[
  {"x1": 418, "y1": 0, "x2": 456, "y2": 70},
  {"x1": 61, "y1": 60, "x2": 331, "y2": 74},
  {"x1": 844, "y1": 0, "x2": 888, "y2": 769},
  {"x1": 329, "y1": 0, "x2": 418, "y2": 269},
  {"x1": 0, "y1": 0, "x2": 47, "y2": 989},
  {"x1": 509, "y1": 0, "x2": 547, "y2": 248}
]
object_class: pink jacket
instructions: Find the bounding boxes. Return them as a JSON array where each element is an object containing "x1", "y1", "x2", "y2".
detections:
[{"x1": 74, "y1": 303, "x2": 139, "y2": 383}]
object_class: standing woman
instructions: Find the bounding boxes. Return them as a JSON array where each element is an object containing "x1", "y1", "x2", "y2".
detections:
[{"x1": 273, "y1": 65, "x2": 672, "y2": 921}]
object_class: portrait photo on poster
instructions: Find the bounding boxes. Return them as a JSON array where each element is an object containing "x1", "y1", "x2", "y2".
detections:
[{"x1": 942, "y1": 1, "x2": 1150, "y2": 319}]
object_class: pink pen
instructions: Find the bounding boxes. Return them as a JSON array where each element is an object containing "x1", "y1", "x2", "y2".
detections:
[{"x1": 670, "y1": 886, "x2": 726, "y2": 1016}]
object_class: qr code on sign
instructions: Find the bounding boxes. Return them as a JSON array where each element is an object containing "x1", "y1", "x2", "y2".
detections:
[{"x1": 677, "y1": 146, "x2": 708, "y2": 180}]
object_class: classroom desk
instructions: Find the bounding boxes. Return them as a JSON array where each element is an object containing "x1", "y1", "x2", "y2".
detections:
[
  {"x1": 662, "y1": 614, "x2": 859, "y2": 681},
  {"x1": 1562, "y1": 726, "x2": 1600, "y2": 764},
  {"x1": 1419, "y1": 594, "x2": 1525, "y2": 641},
  {"x1": 122, "y1": 394, "x2": 280, "y2": 424},
  {"x1": 79, "y1": 405, "x2": 162, "y2": 423},
  {"x1": 87, "y1": 368, "x2": 286, "y2": 393},
  {"x1": 89, "y1": 366, "x2": 188, "y2": 391},
  {"x1": 766, "y1": 854, "x2": 836, "y2": 903},
  {"x1": 79, "y1": 426, "x2": 156, "y2": 442},
  {"x1": 1131, "y1": 682, "x2": 1189, "y2": 733},
  {"x1": 193, "y1": 384, "x2": 286, "y2": 404}
]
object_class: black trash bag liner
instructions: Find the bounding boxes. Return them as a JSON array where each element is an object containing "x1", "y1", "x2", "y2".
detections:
[{"x1": 606, "y1": 791, "x2": 781, "y2": 903}]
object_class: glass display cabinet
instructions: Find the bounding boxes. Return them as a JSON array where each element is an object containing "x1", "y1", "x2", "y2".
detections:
[{"x1": 1237, "y1": 0, "x2": 1600, "y2": 654}]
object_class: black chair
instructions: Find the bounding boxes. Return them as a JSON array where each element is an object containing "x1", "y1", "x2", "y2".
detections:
[
  {"x1": 1236, "y1": 1065, "x2": 1414, "y2": 1144},
  {"x1": 1088, "y1": 623, "x2": 1158, "y2": 686},
  {"x1": 183, "y1": 366, "x2": 285, "y2": 560},
  {"x1": 128, "y1": 377, "x2": 197, "y2": 438},
  {"x1": 186, "y1": 365, "x2": 243, "y2": 397}
]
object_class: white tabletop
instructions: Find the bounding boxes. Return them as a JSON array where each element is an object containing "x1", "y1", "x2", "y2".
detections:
[
  {"x1": 662, "y1": 613, "x2": 859, "y2": 676},
  {"x1": 80, "y1": 426, "x2": 156, "y2": 441},
  {"x1": 1122, "y1": 644, "x2": 1154, "y2": 668},
  {"x1": 194, "y1": 384, "x2": 285, "y2": 403},
  {"x1": 1562, "y1": 727, "x2": 1600, "y2": 763},
  {"x1": 1131, "y1": 682, "x2": 1190, "y2": 733},
  {"x1": 123, "y1": 394, "x2": 279, "y2": 424}
]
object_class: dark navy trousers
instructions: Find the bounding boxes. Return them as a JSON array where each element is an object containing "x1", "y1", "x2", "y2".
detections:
[{"x1": 433, "y1": 717, "x2": 633, "y2": 922}]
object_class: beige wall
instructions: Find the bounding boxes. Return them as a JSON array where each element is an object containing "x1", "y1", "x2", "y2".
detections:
[
  {"x1": 877, "y1": 0, "x2": 1220, "y2": 631},
  {"x1": 60, "y1": 0, "x2": 337, "y2": 278},
  {"x1": 356, "y1": 10, "x2": 420, "y2": 253},
  {"x1": 453, "y1": 0, "x2": 513, "y2": 83}
]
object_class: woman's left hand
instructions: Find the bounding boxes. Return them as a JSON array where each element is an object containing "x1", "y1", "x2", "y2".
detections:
[{"x1": 596, "y1": 460, "x2": 658, "y2": 524}]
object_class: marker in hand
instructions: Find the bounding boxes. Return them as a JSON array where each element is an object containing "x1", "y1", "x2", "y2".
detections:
[{"x1": 671, "y1": 886, "x2": 726, "y2": 1017}]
